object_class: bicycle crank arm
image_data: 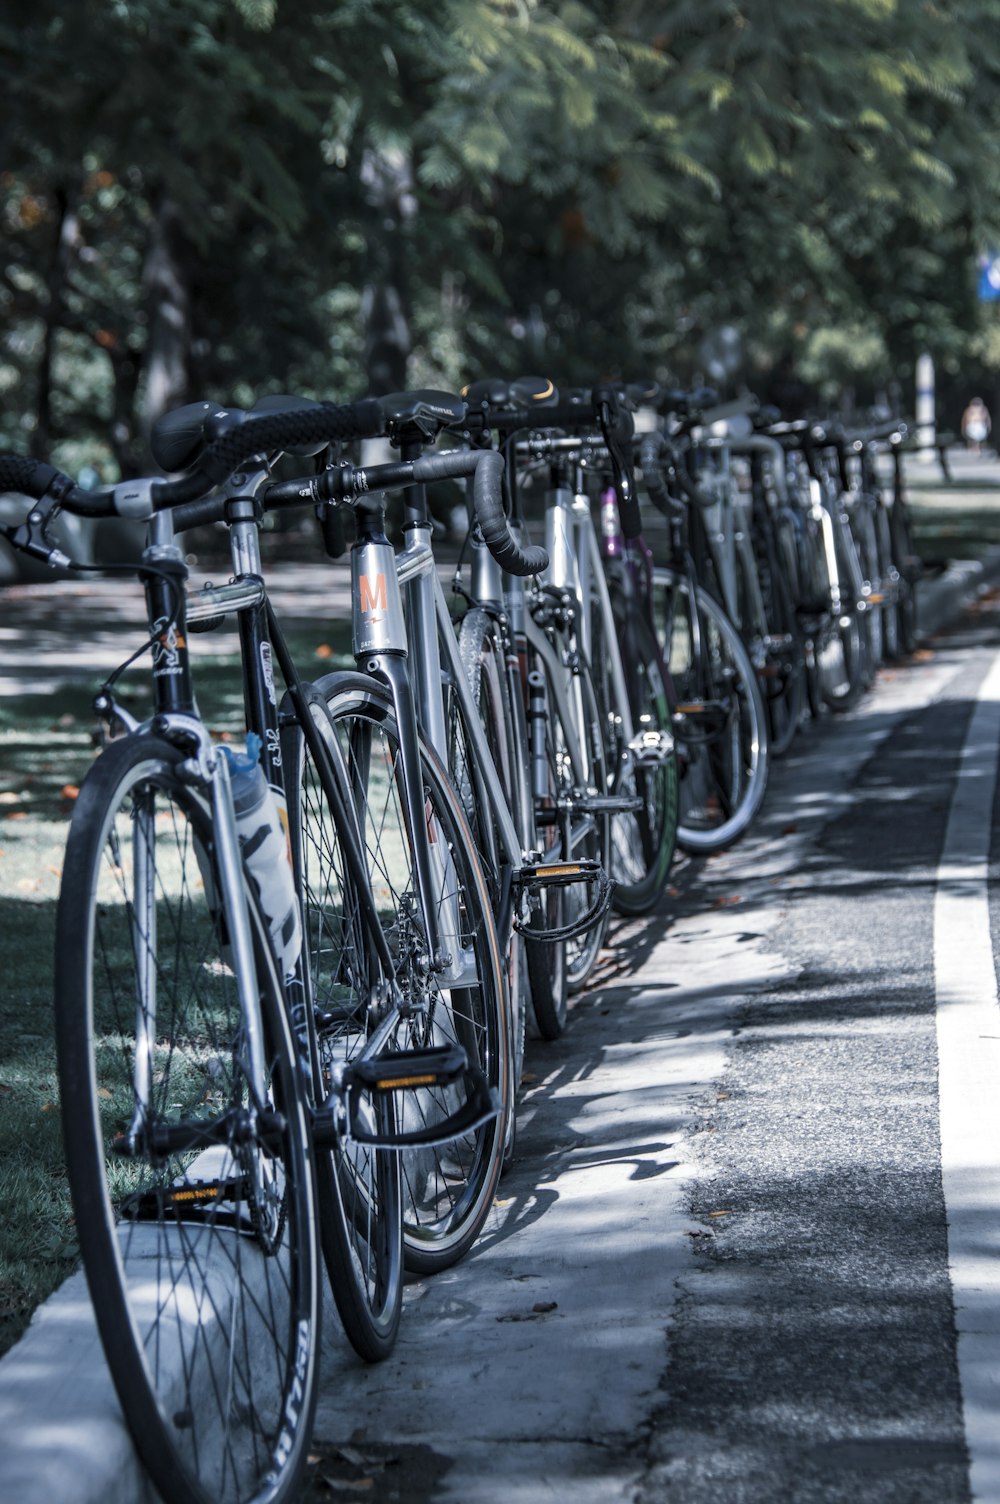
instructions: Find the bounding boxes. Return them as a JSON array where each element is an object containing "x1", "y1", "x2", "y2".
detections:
[{"x1": 112, "y1": 1105, "x2": 287, "y2": 1161}]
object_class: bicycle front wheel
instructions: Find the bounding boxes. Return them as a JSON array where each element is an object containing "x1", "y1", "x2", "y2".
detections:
[
  {"x1": 314, "y1": 671, "x2": 509, "y2": 1275},
  {"x1": 283, "y1": 689, "x2": 403, "y2": 1362},
  {"x1": 55, "y1": 734, "x2": 319, "y2": 1504},
  {"x1": 653, "y1": 568, "x2": 769, "y2": 853}
]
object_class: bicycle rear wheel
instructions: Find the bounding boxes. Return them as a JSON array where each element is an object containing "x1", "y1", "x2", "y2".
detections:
[
  {"x1": 653, "y1": 568, "x2": 768, "y2": 853},
  {"x1": 592, "y1": 596, "x2": 678, "y2": 915},
  {"x1": 313, "y1": 672, "x2": 509, "y2": 1275},
  {"x1": 55, "y1": 734, "x2": 319, "y2": 1504},
  {"x1": 282, "y1": 690, "x2": 403, "y2": 1362}
]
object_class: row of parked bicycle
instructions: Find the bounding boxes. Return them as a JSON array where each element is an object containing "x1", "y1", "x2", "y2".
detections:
[{"x1": 0, "y1": 376, "x2": 917, "y2": 1504}]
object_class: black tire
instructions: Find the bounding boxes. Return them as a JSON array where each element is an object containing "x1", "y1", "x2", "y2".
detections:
[
  {"x1": 854, "y1": 501, "x2": 885, "y2": 676},
  {"x1": 653, "y1": 568, "x2": 769, "y2": 853},
  {"x1": 312, "y1": 672, "x2": 509, "y2": 1275},
  {"x1": 55, "y1": 734, "x2": 319, "y2": 1504},
  {"x1": 282, "y1": 691, "x2": 403, "y2": 1362},
  {"x1": 888, "y1": 497, "x2": 920, "y2": 657},
  {"x1": 753, "y1": 513, "x2": 806, "y2": 758},
  {"x1": 817, "y1": 519, "x2": 871, "y2": 712},
  {"x1": 454, "y1": 609, "x2": 528, "y2": 1100},
  {"x1": 521, "y1": 641, "x2": 569, "y2": 1040},
  {"x1": 592, "y1": 596, "x2": 678, "y2": 916},
  {"x1": 531, "y1": 640, "x2": 611, "y2": 993}
]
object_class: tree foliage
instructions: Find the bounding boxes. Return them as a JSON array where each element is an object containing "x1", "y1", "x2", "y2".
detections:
[{"x1": 2, "y1": 0, "x2": 1000, "y2": 472}]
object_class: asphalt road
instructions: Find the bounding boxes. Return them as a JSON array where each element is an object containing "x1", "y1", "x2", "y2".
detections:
[{"x1": 304, "y1": 597, "x2": 1000, "y2": 1504}]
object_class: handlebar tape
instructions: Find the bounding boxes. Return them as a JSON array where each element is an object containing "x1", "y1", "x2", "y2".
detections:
[
  {"x1": 0, "y1": 455, "x2": 69, "y2": 502},
  {"x1": 470, "y1": 450, "x2": 548, "y2": 576},
  {"x1": 411, "y1": 449, "x2": 547, "y2": 576},
  {"x1": 199, "y1": 397, "x2": 386, "y2": 481},
  {"x1": 486, "y1": 401, "x2": 598, "y2": 434}
]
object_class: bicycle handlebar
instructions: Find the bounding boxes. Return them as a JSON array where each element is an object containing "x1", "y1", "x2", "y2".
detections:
[
  {"x1": 269, "y1": 447, "x2": 548, "y2": 577},
  {"x1": 0, "y1": 397, "x2": 387, "y2": 528}
]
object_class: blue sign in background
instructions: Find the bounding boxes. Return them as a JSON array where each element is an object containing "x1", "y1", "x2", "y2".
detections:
[{"x1": 978, "y1": 252, "x2": 1000, "y2": 301}]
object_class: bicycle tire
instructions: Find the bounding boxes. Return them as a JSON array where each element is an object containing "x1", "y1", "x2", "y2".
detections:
[
  {"x1": 454, "y1": 608, "x2": 529, "y2": 1099},
  {"x1": 538, "y1": 643, "x2": 610, "y2": 993},
  {"x1": 55, "y1": 733, "x2": 319, "y2": 1504},
  {"x1": 282, "y1": 691, "x2": 403, "y2": 1362},
  {"x1": 592, "y1": 595, "x2": 678, "y2": 916},
  {"x1": 653, "y1": 567, "x2": 769, "y2": 853},
  {"x1": 888, "y1": 496, "x2": 920, "y2": 658},
  {"x1": 753, "y1": 512, "x2": 806, "y2": 758},
  {"x1": 817, "y1": 520, "x2": 871, "y2": 712},
  {"x1": 312, "y1": 671, "x2": 509, "y2": 1275}
]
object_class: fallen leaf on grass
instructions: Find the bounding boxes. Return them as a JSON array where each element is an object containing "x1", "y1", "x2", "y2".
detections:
[{"x1": 59, "y1": 784, "x2": 80, "y2": 801}]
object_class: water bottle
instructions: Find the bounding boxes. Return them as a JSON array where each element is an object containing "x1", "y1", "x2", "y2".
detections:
[{"x1": 220, "y1": 734, "x2": 302, "y2": 980}]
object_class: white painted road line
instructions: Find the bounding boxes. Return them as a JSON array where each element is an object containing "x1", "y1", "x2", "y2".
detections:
[{"x1": 935, "y1": 648, "x2": 1000, "y2": 1503}]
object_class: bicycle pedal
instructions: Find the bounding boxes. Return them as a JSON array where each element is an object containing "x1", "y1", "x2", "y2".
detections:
[
  {"x1": 344, "y1": 1042, "x2": 469, "y2": 1095},
  {"x1": 122, "y1": 1176, "x2": 254, "y2": 1228},
  {"x1": 576, "y1": 792, "x2": 644, "y2": 815},
  {"x1": 315, "y1": 1044, "x2": 501, "y2": 1150},
  {"x1": 673, "y1": 698, "x2": 728, "y2": 718},
  {"x1": 628, "y1": 729, "x2": 675, "y2": 766},
  {"x1": 518, "y1": 856, "x2": 604, "y2": 889}
]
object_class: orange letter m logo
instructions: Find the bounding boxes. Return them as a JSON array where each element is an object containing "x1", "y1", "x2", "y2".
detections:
[{"x1": 359, "y1": 573, "x2": 387, "y2": 614}]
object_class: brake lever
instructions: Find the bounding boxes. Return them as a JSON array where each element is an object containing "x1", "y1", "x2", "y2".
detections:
[
  {"x1": 595, "y1": 391, "x2": 639, "y2": 533},
  {"x1": 3, "y1": 494, "x2": 71, "y2": 568}
]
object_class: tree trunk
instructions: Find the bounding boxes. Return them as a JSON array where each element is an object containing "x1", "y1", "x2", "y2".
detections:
[
  {"x1": 141, "y1": 197, "x2": 192, "y2": 446},
  {"x1": 359, "y1": 147, "x2": 414, "y2": 395},
  {"x1": 33, "y1": 184, "x2": 77, "y2": 458}
]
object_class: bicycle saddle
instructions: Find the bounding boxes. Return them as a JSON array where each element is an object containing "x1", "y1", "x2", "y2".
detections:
[{"x1": 379, "y1": 389, "x2": 466, "y2": 445}]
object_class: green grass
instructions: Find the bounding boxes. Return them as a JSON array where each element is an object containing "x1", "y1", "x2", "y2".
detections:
[
  {"x1": 904, "y1": 472, "x2": 1000, "y2": 563},
  {"x1": 0, "y1": 611, "x2": 352, "y2": 1358}
]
